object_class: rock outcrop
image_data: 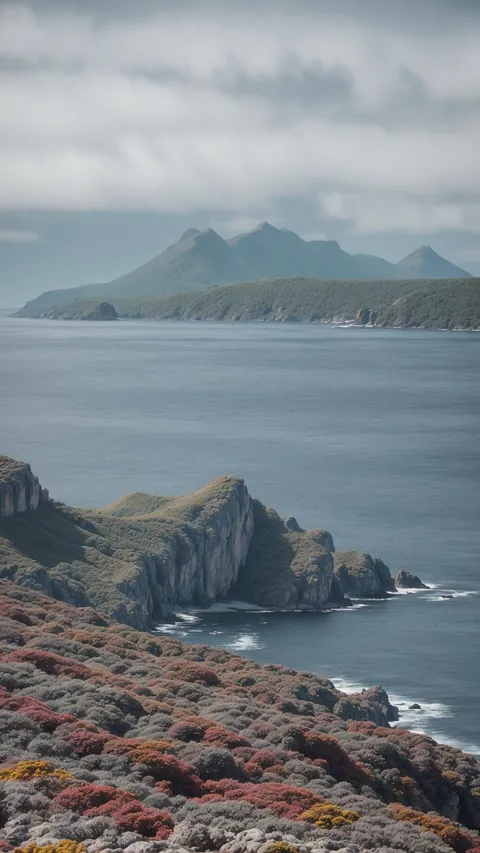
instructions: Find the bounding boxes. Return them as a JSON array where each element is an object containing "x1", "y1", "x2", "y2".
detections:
[
  {"x1": 0, "y1": 455, "x2": 417, "y2": 628},
  {"x1": 395, "y1": 568, "x2": 428, "y2": 589},
  {"x1": 80, "y1": 301, "x2": 118, "y2": 321},
  {"x1": 0, "y1": 457, "x2": 47, "y2": 518},
  {"x1": 333, "y1": 551, "x2": 395, "y2": 598},
  {"x1": 0, "y1": 469, "x2": 254, "y2": 629},
  {"x1": 232, "y1": 501, "x2": 340, "y2": 610}
]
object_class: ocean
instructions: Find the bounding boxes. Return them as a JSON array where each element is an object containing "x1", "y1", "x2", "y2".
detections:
[{"x1": 1, "y1": 317, "x2": 479, "y2": 752}]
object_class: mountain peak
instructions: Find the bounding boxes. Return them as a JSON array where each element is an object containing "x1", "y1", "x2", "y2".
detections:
[
  {"x1": 249, "y1": 221, "x2": 279, "y2": 234},
  {"x1": 397, "y1": 246, "x2": 471, "y2": 278},
  {"x1": 180, "y1": 228, "x2": 201, "y2": 241}
]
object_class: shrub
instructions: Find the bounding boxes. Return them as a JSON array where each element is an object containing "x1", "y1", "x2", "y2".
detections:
[
  {"x1": 0, "y1": 760, "x2": 73, "y2": 782},
  {"x1": 390, "y1": 804, "x2": 478, "y2": 853},
  {"x1": 199, "y1": 781, "x2": 323, "y2": 819},
  {"x1": 300, "y1": 801, "x2": 360, "y2": 829},
  {"x1": 263, "y1": 844, "x2": 302, "y2": 853},
  {"x1": 14, "y1": 845, "x2": 85, "y2": 853}
]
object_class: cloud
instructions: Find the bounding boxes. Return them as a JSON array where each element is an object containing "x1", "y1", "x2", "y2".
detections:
[
  {"x1": 319, "y1": 192, "x2": 480, "y2": 235},
  {"x1": 0, "y1": 1, "x2": 478, "y2": 237},
  {"x1": 0, "y1": 228, "x2": 39, "y2": 243}
]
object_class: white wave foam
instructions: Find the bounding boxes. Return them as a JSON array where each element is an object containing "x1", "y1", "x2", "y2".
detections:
[
  {"x1": 154, "y1": 625, "x2": 189, "y2": 636},
  {"x1": 427, "y1": 589, "x2": 478, "y2": 602},
  {"x1": 393, "y1": 587, "x2": 429, "y2": 595},
  {"x1": 331, "y1": 678, "x2": 480, "y2": 752},
  {"x1": 174, "y1": 611, "x2": 200, "y2": 622},
  {"x1": 331, "y1": 677, "x2": 369, "y2": 695},
  {"x1": 327, "y1": 603, "x2": 371, "y2": 612},
  {"x1": 228, "y1": 633, "x2": 264, "y2": 651}
]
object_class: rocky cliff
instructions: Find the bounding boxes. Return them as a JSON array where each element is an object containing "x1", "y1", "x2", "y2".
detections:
[
  {"x1": 0, "y1": 456, "x2": 414, "y2": 628},
  {"x1": 232, "y1": 501, "x2": 341, "y2": 609},
  {"x1": 333, "y1": 551, "x2": 396, "y2": 597},
  {"x1": 0, "y1": 472, "x2": 254, "y2": 629},
  {"x1": 0, "y1": 456, "x2": 48, "y2": 518}
]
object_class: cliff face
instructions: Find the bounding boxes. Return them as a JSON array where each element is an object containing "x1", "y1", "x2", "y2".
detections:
[
  {"x1": 0, "y1": 457, "x2": 47, "y2": 518},
  {"x1": 0, "y1": 470, "x2": 254, "y2": 630},
  {"x1": 231, "y1": 501, "x2": 340, "y2": 610},
  {"x1": 108, "y1": 477, "x2": 254, "y2": 626}
]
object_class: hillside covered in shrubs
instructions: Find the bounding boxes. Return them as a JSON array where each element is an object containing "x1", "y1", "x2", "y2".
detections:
[
  {"x1": 108, "y1": 276, "x2": 480, "y2": 331},
  {"x1": 0, "y1": 580, "x2": 479, "y2": 853}
]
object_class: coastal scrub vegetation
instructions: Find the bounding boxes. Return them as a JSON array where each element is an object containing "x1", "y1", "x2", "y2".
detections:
[
  {"x1": 0, "y1": 580, "x2": 479, "y2": 853},
  {"x1": 106, "y1": 276, "x2": 480, "y2": 330}
]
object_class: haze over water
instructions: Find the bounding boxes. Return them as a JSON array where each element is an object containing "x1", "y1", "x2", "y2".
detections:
[{"x1": 1, "y1": 318, "x2": 479, "y2": 752}]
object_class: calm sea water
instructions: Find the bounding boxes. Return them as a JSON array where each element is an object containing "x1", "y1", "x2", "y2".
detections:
[{"x1": 1, "y1": 318, "x2": 479, "y2": 752}]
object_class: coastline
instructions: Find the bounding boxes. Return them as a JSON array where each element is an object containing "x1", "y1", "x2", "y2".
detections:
[{"x1": 152, "y1": 582, "x2": 480, "y2": 757}]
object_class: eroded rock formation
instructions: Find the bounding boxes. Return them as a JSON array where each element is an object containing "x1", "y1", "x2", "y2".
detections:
[{"x1": 0, "y1": 457, "x2": 48, "y2": 518}]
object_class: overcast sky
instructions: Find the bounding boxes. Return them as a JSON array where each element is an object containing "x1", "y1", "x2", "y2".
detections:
[{"x1": 1, "y1": 0, "x2": 479, "y2": 305}]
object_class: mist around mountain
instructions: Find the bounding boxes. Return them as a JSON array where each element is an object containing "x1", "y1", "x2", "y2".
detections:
[{"x1": 16, "y1": 222, "x2": 472, "y2": 317}]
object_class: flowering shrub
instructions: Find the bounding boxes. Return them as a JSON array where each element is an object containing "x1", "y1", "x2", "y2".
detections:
[
  {"x1": 0, "y1": 760, "x2": 73, "y2": 782},
  {"x1": 300, "y1": 802, "x2": 360, "y2": 829},
  {"x1": 390, "y1": 804, "x2": 478, "y2": 852},
  {"x1": 14, "y1": 844, "x2": 85, "y2": 853}
]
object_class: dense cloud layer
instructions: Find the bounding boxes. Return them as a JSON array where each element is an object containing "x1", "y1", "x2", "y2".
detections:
[
  {"x1": 0, "y1": 2, "x2": 479, "y2": 225},
  {"x1": 0, "y1": 0, "x2": 479, "y2": 301}
]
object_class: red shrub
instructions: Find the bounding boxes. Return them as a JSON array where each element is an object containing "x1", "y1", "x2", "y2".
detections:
[
  {"x1": 61, "y1": 726, "x2": 112, "y2": 756},
  {"x1": 0, "y1": 691, "x2": 75, "y2": 732},
  {"x1": 163, "y1": 661, "x2": 220, "y2": 686},
  {"x1": 168, "y1": 720, "x2": 207, "y2": 741},
  {"x1": 199, "y1": 781, "x2": 323, "y2": 819},
  {"x1": 203, "y1": 726, "x2": 251, "y2": 750},
  {"x1": 4, "y1": 649, "x2": 92, "y2": 680},
  {"x1": 127, "y1": 748, "x2": 204, "y2": 796},
  {"x1": 54, "y1": 782, "x2": 173, "y2": 838},
  {"x1": 0, "y1": 604, "x2": 32, "y2": 625}
]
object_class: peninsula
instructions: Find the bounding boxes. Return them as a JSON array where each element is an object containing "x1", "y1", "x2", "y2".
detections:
[{"x1": 2, "y1": 455, "x2": 408, "y2": 630}]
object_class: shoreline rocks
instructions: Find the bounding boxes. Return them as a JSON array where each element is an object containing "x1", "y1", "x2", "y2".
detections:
[
  {"x1": 333, "y1": 551, "x2": 396, "y2": 598},
  {"x1": 395, "y1": 568, "x2": 428, "y2": 589}
]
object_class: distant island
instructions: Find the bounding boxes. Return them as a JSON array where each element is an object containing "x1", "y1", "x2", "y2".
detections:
[
  {"x1": 14, "y1": 222, "x2": 479, "y2": 330},
  {"x1": 0, "y1": 455, "x2": 420, "y2": 630}
]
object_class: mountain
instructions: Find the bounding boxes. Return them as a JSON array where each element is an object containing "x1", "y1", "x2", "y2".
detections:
[
  {"x1": 16, "y1": 223, "x2": 472, "y2": 317},
  {"x1": 397, "y1": 245, "x2": 471, "y2": 279}
]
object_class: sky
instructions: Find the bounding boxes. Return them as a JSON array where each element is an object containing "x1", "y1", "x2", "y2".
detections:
[{"x1": 1, "y1": 0, "x2": 479, "y2": 306}]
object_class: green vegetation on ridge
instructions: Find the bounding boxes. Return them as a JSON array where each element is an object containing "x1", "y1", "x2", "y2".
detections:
[{"x1": 114, "y1": 275, "x2": 480, "y2": 329}]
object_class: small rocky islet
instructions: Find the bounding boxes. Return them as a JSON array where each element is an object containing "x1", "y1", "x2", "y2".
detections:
[{"x1": 1, "y1": 456, "x2": 480, "y2": 853}]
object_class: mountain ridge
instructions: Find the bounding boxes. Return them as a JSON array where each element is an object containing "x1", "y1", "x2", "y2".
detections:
[{"x1": 16, "y1": 222, "x2": 471, "y2": 317}]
